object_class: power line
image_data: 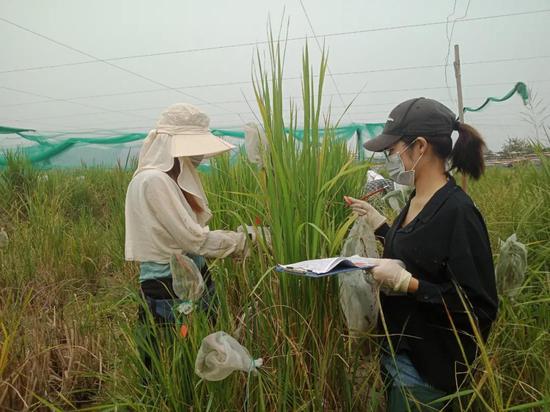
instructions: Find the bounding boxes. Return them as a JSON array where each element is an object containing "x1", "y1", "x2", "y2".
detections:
[
  {"x1": 2, "y1": 76, "x2": 549, "y2": 123},
  {"x1": 4, "y1": 105, "x2": 242, "y2": 123},
  {"x1": 2, "y1": 51, "x2": 548, "y2": 110},
  {"x1": 0, "y1": 85, "x2": 156, "y2": 124},
  {"x1": 1, "y1": 55, "x2": 548, "y2": 111},
  {"x1": 0, "y1": 87, "x2": 171, "y2": 108},
  {"x1": 299, "y1": 0, "x2": 351, "y2": 124},
  {"x1": 334, "y1": 78, "x2": 550, "y2": 97},
  {"x1": 0, "y1": 16, "x2": 236, "y2": 115},
  {"x1": 5, "y1": 95, "x2": 534, "y2": 128},
  {"x1": 336, "y1": 92, "x2": 518, "y2": 111},
  {"x1": 444, "y1": 0, "x2": 472, "y2": 104},
  {"x1": 1, "y1": 106, "x2": 536, "y2": 134},
  {"x1": 1, "y1": 8, "x2": 549, "y2": 75},
  {"x1": 325, "y1": 54, "x2": 550, "y2": 79},
  {"x1": 183, "y1": 54, "x2": 550, "y2": 88},
  {"x1": 444, "y1": 0, "x2": 459, "y2": 82}
]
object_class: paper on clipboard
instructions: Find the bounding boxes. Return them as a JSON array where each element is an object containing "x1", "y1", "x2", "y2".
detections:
[{"x1": 276, "y1": 255, "x2": 376, "y2": 277}]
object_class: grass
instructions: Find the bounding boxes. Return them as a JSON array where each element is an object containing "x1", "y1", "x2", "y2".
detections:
[{"x1": 1, "y1": 40, "x2": 549, "y2": 410}]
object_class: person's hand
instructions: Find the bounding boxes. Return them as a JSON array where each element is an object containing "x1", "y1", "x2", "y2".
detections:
[
  {"x1": 237, "y1": 225, "x2": 272, "y2": 247},
  {"x1": 369, "y1": 258, "x2": 412, "y2": 293},
  {"x1": 344, "y1": 196, "x2": 387, "y2": 230},
  {"x1": 233, "y1": 230, "x2": 251, "y2": 261}
]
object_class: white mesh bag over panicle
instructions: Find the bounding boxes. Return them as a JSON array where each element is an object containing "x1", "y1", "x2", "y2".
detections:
[
  {"x1": 170, "y1": 254, "x2": 205, "y2": 314},
  {"x1": 195, "y1": 331, "x2": 263, "y2": 381},
  {"x1": 338, "y1": 216, "x2": 380, "y2": 334},
  {"x1": 496, "y1": 233, "x2": 527, "y2": 297},
  {"x1": 244, "y1": 123, "x2": 268, "y2": 167}
]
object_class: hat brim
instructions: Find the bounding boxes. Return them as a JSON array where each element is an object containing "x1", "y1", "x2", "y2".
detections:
[
  {"x1": 171, "y1": 132, "x2": 236, "y2": 158},
  {"x1": 362, "y1": 132, "x2": 402, "y2": 152}
]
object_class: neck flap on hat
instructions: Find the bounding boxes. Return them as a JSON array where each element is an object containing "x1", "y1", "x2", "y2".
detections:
[{"x1": 133, "y1": 129, "x2": 212, "y2": 224}]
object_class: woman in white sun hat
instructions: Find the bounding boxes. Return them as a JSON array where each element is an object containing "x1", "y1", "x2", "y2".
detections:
[{"x1": 125, "y1": 103, "x2": 262, "y2": 340}]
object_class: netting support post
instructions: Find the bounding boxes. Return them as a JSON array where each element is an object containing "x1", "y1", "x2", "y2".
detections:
[
  {"x1": 356, "y1": 128, "x2": 364, "y2": 161},
  {"x1": 453, "y1": 44, "x2": 468, "y2": 192}
]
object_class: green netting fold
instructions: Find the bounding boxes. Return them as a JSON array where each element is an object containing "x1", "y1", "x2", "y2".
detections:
[
  {"x1": 0, "y1": 81, "x2": 530, "y2": 166},
  {"x1": 464, "y1": 82, "x2": 528, "y2": 113},
  {"x1": 211, "y1": 123, "x2": 383, "y2": 141},
  {"x1": 211, "y1": 129, "x2": 245, "y2": 139},
  {"x1": 0, "y1": 78, "x2": 532, "y2": 168},
  {"x1": 5, "y1": 133, "x2": 147, "y2": 165},
  {"x1": 0, "y1": 126, "x2": 35, "y2": 134},
  {"x1": 1, "y1": 123, "x2": 385, "y2": 167}
]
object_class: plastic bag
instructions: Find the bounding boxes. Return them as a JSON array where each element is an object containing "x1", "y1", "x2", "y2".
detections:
[
  {"x1": 244, "y1": 123, "x2": 268, "y2": 167},
  {"x1": 338, "y1": 216, "x2": 380, "y2": 335},
  {"x1": 495, "y1": 234, "x2": 527, "y2": 297},
  {"x1": 170, "y1": 254, "x2": 206, "y2": 314},
  {"x1": 195, "y1": 331, "x2": 263, "y2": 381}
]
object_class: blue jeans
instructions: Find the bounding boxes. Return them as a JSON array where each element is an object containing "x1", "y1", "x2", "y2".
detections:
[{"x1": 381, "y1": 352, "x2": 450, "y2": 411}]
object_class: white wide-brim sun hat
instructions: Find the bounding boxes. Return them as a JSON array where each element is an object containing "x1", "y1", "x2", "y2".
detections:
[
  {"x1": 156, "y1": 103, "x2": 236, "y2": 158},
  {"x1": 168, "y1": 130, "x2": 236, "y2": 158}
]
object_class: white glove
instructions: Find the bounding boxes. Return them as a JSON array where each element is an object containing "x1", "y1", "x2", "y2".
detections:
[
  {"x1": 344, "y1": 196, "x2": 387, "y2": 230},
  {"x1": 370, "y1": 258, "x2": 412, "y2": 293}
]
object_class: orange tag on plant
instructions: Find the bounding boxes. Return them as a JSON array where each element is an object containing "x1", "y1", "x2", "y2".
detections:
[{"x1": 180, "y1": 324, "x2": 188, "y2": 338}]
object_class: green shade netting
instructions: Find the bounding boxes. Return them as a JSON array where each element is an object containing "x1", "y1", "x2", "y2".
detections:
[
  {"x1": 210, "y1": 123, "x2": 382, "y2": 141},
  {"x1": 0, "y1": 123, "x2": 385, "y2": 168},
  {"x1": 6, "y1": 133, "x2": 147, "y2": 165},
  {"x1": 464, "y1": 82, "x2": 529, "y2": 113},
  {"x1": 0, "y1": 82, "x2": 528, "y2": 168},
  {"x1": 0, "y1": 126, "x2": 35, "y2": 134}
]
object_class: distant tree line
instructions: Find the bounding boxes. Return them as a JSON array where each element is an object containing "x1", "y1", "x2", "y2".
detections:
[{"x1": 486, "y1": 134, "x2": 550, "y2": 160}]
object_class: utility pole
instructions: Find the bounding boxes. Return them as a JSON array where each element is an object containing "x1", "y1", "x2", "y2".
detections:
[{"x1": 453, "y1": 44, "x2": 467, "y2": 192}]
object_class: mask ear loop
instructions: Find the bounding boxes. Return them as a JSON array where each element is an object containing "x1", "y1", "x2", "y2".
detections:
[
  {"x1": 397, "y1": 137, "x2": 418, "y2": 158},
  {"x1": 410, "y1": 148, "x2": 424, "y2": 171},
  {"x1": 402, "y1": 138, "x2": 424, "y2": 178}
]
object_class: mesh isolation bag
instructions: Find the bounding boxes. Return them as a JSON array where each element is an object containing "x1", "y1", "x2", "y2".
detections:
[
  {"x1": 495, "y1": 233, "x2": 527, "y2": 297},
  {"x1": 195, "y1": 331, "x2": 263, "y2": 381},
  {"x1": 170, "y1": 254, "x2": 206, "y2": 314},
  {"x1": 243, "y1": 123, "x2": 268, "y2": 168},
  {"x1": 338, "y1": 216, "x2": 380, "y2": 335}
]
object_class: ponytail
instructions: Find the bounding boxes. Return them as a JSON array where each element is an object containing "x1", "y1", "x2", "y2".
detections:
[{"x1": 451, "y1": 122, "x2": 486, "y2": 180}]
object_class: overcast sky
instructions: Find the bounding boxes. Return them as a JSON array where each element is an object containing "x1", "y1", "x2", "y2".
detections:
[{"x1": 1, "y1": 0, "x2": 549, "y2": 151}]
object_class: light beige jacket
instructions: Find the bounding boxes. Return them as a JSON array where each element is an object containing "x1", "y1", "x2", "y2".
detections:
[{"x1": 125, "y1": 169, "x2": 246, "y2": 263}]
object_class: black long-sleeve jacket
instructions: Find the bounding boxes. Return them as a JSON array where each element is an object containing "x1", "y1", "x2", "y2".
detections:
[{"x1": 375, "y1": 177, "x2": 498, "y2": 392}]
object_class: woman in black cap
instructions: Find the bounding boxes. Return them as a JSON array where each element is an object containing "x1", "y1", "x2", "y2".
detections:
[{"x1": 345, "y1": 98, "x2": 498, "y2": 411}]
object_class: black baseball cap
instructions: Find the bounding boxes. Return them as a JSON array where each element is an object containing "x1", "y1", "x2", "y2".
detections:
[{"x1": 363, "y1": 97, "x2": 458, "y2": 152}]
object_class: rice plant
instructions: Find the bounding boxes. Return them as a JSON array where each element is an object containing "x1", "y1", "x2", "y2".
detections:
[{"x1": 0, "y1": 39, "x2": 549, "y2": 411}]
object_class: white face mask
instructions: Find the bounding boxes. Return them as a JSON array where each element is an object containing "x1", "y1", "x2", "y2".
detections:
[
  {"x1": 385, "y1": 139, "x2": 424, "y2": 187},
  {"x1": 189, "y1": 155, "x2": 204, "y2": 167}
]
